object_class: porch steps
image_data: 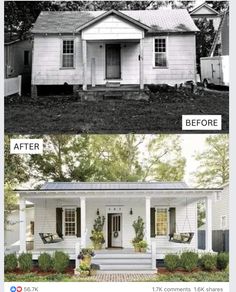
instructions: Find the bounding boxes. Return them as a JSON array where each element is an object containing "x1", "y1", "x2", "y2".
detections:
[
  {"x1": 106, "y1": 82, "x2": 121, "y2": 88},
  {"x1": 92, "y1": 252, "x2": 154, "y2": 273}
]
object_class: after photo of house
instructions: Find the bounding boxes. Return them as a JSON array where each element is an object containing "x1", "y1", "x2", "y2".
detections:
[
  {"x1": 4, "y1": 134, "x2": 229, "y2": 282},
  {"x1": 4, "y1": 1, "x2": 229, "y2": 133}
]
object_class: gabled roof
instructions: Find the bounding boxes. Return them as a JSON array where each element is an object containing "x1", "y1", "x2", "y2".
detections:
[
  {"x1": 41, "y1": 181, "x2": 190, "y2": 190},
  {"x1": 32, "y1": 9, "x2": 199, "y2": 34},
  {"x1": 190, "y1": 2, "x2": 220, "y2": 16}
]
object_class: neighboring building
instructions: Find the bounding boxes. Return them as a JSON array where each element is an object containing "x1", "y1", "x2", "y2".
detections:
[
  {"x1": 16, "y1": 182, "x2": 220, "y2": 272},
  {"x1": 4, "y1": 33, "x2": 32, "y2": 92},
  {"x1": 4, "y1": 203, "x2": 34, "y2": 254},
  {"x1": 31, "y1": 9, "x2": 199, "y2": 97},
  {"x1": 190, "y1": 2, "x2": 221, "y2": 30}
]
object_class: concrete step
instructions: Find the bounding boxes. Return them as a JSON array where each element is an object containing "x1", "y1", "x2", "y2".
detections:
[
  {"x1": 94, "y1": 253, "x2": 151, "y2": 259},
  {"x1": 106, "y1": 82, "x2": 121, "y2": 88},
  {"x1": 98, "y1": 264, "x2": 153, "y2": 271},
  {"x1": 92, "y1": 258, "x2": 151, "y2": 264}
]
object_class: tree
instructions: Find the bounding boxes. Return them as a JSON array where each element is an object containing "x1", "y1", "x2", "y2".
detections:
[
  {"x1": 193, "y1": 135, "x2": 229, "y2": 188},
  {"x1": 206, "y1": 1, "x2": 229, "y2": 13}
]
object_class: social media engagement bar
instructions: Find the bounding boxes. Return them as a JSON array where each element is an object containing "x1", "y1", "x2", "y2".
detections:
[{"x1": 182, "y1": 115, "x2": 222, "y2": 130}]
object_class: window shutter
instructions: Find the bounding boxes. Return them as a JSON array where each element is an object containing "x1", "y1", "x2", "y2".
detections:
[
  {"x1": 56, "y1": 208, "x2": 63, "y2": 238},
  {"x1": 150, "y1": 208, "x2": 156, "y2": 238},
  {"x1": 76, "y1": 208, "x2": 81, "y2": 237},
  {"x1": 169, "y1": 207, "x2": 176, "y2": 235}
]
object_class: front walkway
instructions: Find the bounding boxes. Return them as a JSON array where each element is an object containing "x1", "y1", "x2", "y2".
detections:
[{"x1": 85, "y1": 273, "x2": 156, "y2": 282}]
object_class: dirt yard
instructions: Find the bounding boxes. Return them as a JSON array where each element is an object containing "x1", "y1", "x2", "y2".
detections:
[{"x1": 5, "y1": 88, "x2": 229, "y2": 134}]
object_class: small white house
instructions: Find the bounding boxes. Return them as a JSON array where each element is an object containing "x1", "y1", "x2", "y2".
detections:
[
  {"x1": 31, "y1": 9, "x2": 199, "y2": 97},
  {"x1": 17, "y1": 182, "x2": 220, "y2": 272}
]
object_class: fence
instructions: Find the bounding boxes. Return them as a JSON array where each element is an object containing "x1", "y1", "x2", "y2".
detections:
[
  {"x1": 4, "y1": 75, "x2": 22, "y2": 97},
  {"x1": 198, "y1": 230, "x2": 229, "y2": 252}
]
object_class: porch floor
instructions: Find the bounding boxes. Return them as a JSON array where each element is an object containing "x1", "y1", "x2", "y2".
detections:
[{"x1": 85, "y1": 85, "x2": 140, "y2": 92}]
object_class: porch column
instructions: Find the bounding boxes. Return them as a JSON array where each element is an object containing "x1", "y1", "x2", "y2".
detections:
[
  {"x1": 19, "y1": 197, "x2": 26, "y2": 253},
  {"x1": 145, "y1": 196, "x2": 151, "y2": 247},
  {"x1": 80, "y1": 197, "x2": 86, "y2": 248},
  {"x1": 139, "y1": 38, "x2": 144, "y2": 90},
  {"x1": 205, "y1": 196, "x2": 212, "y2": 251},
  {"x1": 82, "y1": 39, "x2": 87, "y2": 91}
]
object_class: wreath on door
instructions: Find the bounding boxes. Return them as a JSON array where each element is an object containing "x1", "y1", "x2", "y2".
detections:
[{"x1": 113, "y1": 231, "x2": 119, "y2": 238}]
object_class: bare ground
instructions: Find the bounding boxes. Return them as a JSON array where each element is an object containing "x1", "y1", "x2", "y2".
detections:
[{"x1": 4, "y1": 88, "x2": 229, "y2": 134}]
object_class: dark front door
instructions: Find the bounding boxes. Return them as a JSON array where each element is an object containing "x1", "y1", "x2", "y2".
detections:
[
  {"x1": 106, "y1": 44, "x2": 121, "y2": 79},
  {"x1": 108, "y1": 213, "x2": 122, "y2": 248}
]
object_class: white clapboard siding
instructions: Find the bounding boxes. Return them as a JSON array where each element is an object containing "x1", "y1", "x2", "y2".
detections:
[
  {"x1": 143, "y1": 34, "x2": 196, "y2": 85},
  {"x1": 212, "y1": 185, "x2": 229, "y2": 230},
  {"x1": 82, "y1": 15, "x2": 143, "y2": 40}
]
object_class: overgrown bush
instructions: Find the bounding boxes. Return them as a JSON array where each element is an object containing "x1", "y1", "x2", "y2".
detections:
[
  {"x1": 164, "y1": 254, "x2": 179, "y2": 272},
  {"x1": 180, "y1": 251, "x2": 198, "y2": 272},
  {"x1": 200, "y1": 253, "x2": 217, "y2": 271},
  {"x1": 18, "y1": 253, "x2": 33, "y2": 272},
  {"x1": 217, "y1": 253, "x2": 229, "y2": 270},
  {"x1": 38, "y1": 253, "x2": 52, "y2": 272},
  {"x1": 4, "y1": 253, "x2": 18, "y2": 272},
  {"x1": 52, "y1": 251, "x2": 69, "y2": 273}
]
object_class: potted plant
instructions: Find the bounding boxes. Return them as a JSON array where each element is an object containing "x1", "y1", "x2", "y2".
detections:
[
  {"x1": 90, "y1": 263, "x2": 100, "y2": 276},
  {"x1": 78, "y1": 262, "x2": 90, "y2": 277},
  {"x1": 131, "y1": 216, "x2": 145, "y2": 252},
  {"x1": 77, "y1": 248, "x2": 95, "y2": 265},
  {"x1": 137, "y1": 240, "x2": 148, "y2": 252},
  {"x1": 90, "y1": 215, "x2": 105, "y2": 250}
]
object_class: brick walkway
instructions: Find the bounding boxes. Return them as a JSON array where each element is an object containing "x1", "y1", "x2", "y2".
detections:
[{"x1": 89, "y1": 273, "x2": 157, "y2": 282}]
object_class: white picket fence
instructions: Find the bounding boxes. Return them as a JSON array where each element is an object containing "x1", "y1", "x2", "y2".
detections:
[{"x1": 4, "y1": 75, "x2": 22, "y2": 97}]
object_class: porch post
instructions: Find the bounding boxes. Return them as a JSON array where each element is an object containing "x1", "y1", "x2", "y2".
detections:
[
  {"x1": 19, "y1": 197, "x2": 26, "y2": 252},
  {"x1": 82, "y1": 39, "x2": 87, "y2": 91},
  {"x1": 80, "y1": 197, "x2": 86, "y2": 248},
  {"x1": 145, "y1": 196, "x2": 151, "y2": 247},
  {"x1": 205, "y1": 196, "x2": 212, "y2": 251},
  {"x1": 139, "y1": 38, "x2": 144, "y2": 90}
]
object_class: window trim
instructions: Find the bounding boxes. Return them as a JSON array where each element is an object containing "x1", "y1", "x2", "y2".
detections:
[
  {"x1": 153, "y1": 36, "x2": 168, "y2": 69},
  {"x1": 63, "y1": 207, "x2": 77, "y2": 237},
  {"x1": 60, "y1": 38, "x2": 76, "y2": 69},
  {"x1": 155, "y1": 207, "x2": 169, "y2": 237}
]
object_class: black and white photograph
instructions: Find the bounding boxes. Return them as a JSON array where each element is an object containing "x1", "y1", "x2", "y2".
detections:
[{"x1": 4, "y1": 1, "x2": 229, "y2": 133}]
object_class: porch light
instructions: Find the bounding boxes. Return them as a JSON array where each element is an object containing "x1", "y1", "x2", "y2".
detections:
[
  {"x1": 129, "y1": 208, "x2": 133, "y2": 215},
  {"x1": 99, "y1": 45, "x2": 103, "y2": 48},
  {"x1": 96, "y1": 208, "x2": 100, "y2": 216}
]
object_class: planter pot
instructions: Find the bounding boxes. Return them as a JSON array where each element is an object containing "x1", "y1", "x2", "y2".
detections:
[
  {"x1": 80, "y1": 270, "x2": 90, "y2": 278},
  {"x1": 93, "y1": 243, "x2": 102, "y2": 250},
  {"x1": 140, "y1": 248, "x2": 147, "y2": 253},
  {"x1": 134, "y1": 245, "x2": 141, "y2": 252},
  {"x1": 81, "y1": 255, "x2": 92, "y2": 265},
  {"x1": 90, "y1": 269, "x2": 97, "y2": 276}
]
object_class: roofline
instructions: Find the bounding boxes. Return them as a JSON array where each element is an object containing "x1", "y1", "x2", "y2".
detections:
[
  {"x1": 190, "y1": 2, "x2": 220, "y2": 16},
  {"x1": 75, "y1": 9, "x2": 150, "y2": 32}
]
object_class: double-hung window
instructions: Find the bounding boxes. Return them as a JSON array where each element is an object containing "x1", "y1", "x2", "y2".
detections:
[
  {"x1": 62, "y1": 40, "x2": 74, "y2": 68},
  {"x1": 64, "y1": 208, "x2": 76, "y2": 236},
  {"x1": 154, "y1": 38, "x2": 167, "y2": 67},
  {"x1": 155, "y1": 208, "x2": 168, "y2": 236}
]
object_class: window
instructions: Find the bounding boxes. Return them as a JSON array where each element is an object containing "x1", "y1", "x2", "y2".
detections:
[
  {"x1": 24, "y1": 50, "x2": 29, "y2": 66},
  {"x1": 62, "y1": 40, "x2": 74, "y2": 68},
  {"x1": 221, "y1": 215, "x2": 227, "y2": 230},
  {"x1": 154, "y1": 38, "x2": 167, "y2": 67},
  {"x1": 30, "y1": 221, "x2": 34, "y2": 235},
  {"x1": 64, "y1": 208, "x2": 76, "y2": 236},
  {"x1": 156, "y1": 208, "x2": 168, "y2": 235}
]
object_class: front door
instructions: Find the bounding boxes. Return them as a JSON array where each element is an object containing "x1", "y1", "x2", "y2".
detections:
[
  {"x1": 106, "y1": 44, "x2": 121, "y2": 79},
  {"x1": 108, "y1": 213, "x2": 122, "y2": 248}
]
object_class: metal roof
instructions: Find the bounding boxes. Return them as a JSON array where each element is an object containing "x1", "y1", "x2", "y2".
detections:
[
  {"x1": 41, "y1": 181, "x2": 189, "y2": 190},
  {"x1": 32, "y1": 9, "x2": 199, "y2": 34}
]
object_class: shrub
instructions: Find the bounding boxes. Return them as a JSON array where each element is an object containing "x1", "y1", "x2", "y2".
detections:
[
  {"x1": 217, "y1": 253, "x2": 229, "y2": 270},
  {"x1": 200, "y1": 253, "x2": 217, "y2": 271},
  {"x1": 52, "y1": 251, "x2": 69, "y2": 273},
  {"x1": 38, "y1": 253, "x2": 52, "y2": 272},
  {"x1": 4, "y1": 253, "x2": 18, "y2": 272},
  {"x1": 180, "y1": 251, "x2": 198, "y2": 272},
  {"x1": 164, "y1": 254, "x2": 180, "y2": 272},
  {"x1": 18, "y1": 253, "x2": 33, "y2": 272}
]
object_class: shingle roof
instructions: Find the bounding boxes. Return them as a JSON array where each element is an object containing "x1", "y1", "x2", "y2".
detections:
[
  {"x1": 32, "y1": 9, "x2": 199, "y2": 34},
  {"x1": 41, "y1": 181, "x2": 189, "y2": 190}
]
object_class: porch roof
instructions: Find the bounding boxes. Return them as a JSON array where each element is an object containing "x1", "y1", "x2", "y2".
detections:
[{"x1": 31, "y1": 9, "x2": 199, "y2": 34}]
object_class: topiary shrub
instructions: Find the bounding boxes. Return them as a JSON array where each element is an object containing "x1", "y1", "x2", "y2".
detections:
[
  {"x1": 217, "y1": 253, "x2": 229, "y2": 270},
  {"x1": 180, "y1": 251, "x2": 198, "y2": 272},
  {"x1": 164, "y1": 254, "x2": 180, "y2": 272},
  {"x1": 200, "y1": 253, "x2": 217, "y2": 271},
  {"x1": 18, "y1": 253, "x2": 33, "y2": 272},
  {"x1": 52, "y1": 251, "x2": 69, "y2": 273},
  {"x1": 38, "y1": 253, "x2": 52, "y2": 272},
  {"x1": 4, "y1": 253, "x2": 18, "y2": 272}
]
